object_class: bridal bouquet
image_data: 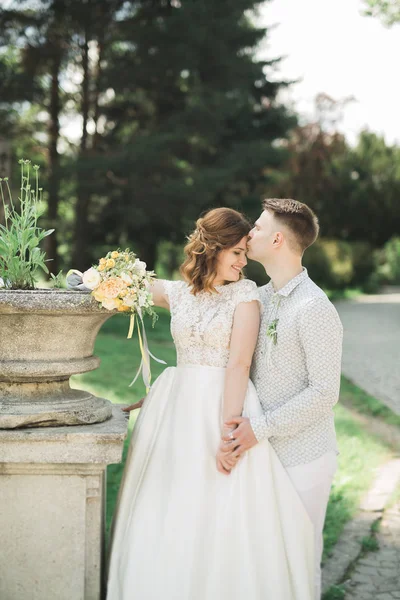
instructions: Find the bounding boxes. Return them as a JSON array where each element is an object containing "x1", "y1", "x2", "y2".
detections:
[{"x1": 66, "y1": 249, "x2": 165, "y2": 391}]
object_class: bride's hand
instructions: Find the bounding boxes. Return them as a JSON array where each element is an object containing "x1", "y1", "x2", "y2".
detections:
[
  {"x1": 216, "y1": 448, "x2": 237, "y2": 475},
  {"x1": 219, "y1": 427, "x2": 240, "y2": 456},
  {"x1": 216, "y1": 429, "x2": 240, "y2": 474},
  {"x1": 122, "y1": 398, "x2": 145, "y2": 412}
]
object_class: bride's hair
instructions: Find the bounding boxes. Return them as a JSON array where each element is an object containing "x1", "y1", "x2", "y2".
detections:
[{"x1": 180, "y1": 207, "x2": 251, "y2": 295}]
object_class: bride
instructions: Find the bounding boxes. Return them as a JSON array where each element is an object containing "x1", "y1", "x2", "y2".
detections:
[{"x1": 106, "y1": 207, "x2": 314, "y2": 600}]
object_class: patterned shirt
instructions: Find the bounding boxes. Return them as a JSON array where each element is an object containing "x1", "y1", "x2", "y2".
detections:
[{"x1": 250, "y1": 268, "x2": 343, "y2": 467}]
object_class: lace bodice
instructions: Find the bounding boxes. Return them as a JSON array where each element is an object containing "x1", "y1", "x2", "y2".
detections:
[{"x1": 162, "y1": 278, "x2": 261, "y2": 368}]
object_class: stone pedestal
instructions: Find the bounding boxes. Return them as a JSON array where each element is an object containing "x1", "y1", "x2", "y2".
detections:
[{"x1": 0, "y1": 405, "x2": 129, "y2": 600}]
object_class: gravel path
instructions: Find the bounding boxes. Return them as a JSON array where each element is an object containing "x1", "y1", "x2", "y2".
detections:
[
  {"x1": 322, "y1": 458, "x2": 400, "y2": 600},
  {"x1": 335, "y1": 292, "x2": 400, "y2": 416},
  {"x1": 344, "y1": 493, "x2": 400, "y2": 600}
]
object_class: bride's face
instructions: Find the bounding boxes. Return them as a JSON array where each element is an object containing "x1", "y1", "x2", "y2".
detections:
[{"x1": 214, "y1": 236, "x2": 248, "y2": 285}]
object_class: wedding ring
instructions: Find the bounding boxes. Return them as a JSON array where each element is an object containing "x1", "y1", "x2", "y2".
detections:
[{"x1": 229, "y1": 432, "x2": 235, "y2": 440}]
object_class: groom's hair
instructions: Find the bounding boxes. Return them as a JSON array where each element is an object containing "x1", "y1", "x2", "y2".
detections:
[{"x1": 262, "y1": 198, "x2": 319, "y2": 254}]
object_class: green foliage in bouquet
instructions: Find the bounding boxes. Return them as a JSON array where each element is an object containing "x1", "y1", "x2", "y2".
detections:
[{"x1": 0, "y1": 159, "x2": 56, "y2": 290}]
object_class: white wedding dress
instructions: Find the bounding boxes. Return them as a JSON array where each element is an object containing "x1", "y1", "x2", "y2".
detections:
[{"x1": 106, "y1": 279, "x2": 314, "y2": 600}]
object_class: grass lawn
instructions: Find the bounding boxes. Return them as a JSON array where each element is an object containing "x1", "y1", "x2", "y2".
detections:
[
  {"x1": 322, "y1": 402, "x2": 392, "y2": 559},
  {"x1": 340, "y1": 375, "x2": 400, "y2": 427},
  {"x1": 72, "y1": 310, "x2": 396, "y2": 555}
]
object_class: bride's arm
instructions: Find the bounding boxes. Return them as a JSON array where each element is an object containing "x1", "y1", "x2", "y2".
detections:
[
  {"x1": 222, "y1": 300, "x2": 260, "y2": 427},
  {"x1": 147, "y1": 280, "x2": 171, "y2": 310},
  {"x1": 217, "y1": 300, "x2": 260, "y2": 475}
]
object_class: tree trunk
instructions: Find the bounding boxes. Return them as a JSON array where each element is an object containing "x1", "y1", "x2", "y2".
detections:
[
  {"x1": 137, "y1": 234, "x2": 158, "y2": 271},
  {"x1": 92, "y1": 34, "x2": 104, "y2": 152},
  {"x1": 72, "y1": 13, "x2": 91, "y2": 270},
  {"x1": 43, "y1": 0, "x2": 69, "y2": 278},
  {"x1": 44, "y1": 48, "x2": 61, "y2": 276}
]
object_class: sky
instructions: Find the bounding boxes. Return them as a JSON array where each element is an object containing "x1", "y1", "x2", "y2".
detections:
[{"x1": 255, "y1": 0, "x2": 400, "y2": 145}]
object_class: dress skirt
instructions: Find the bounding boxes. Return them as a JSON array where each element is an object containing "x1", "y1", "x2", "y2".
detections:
[{"x1": 106, "y1": 364, "x2": 314, "y2": 600}]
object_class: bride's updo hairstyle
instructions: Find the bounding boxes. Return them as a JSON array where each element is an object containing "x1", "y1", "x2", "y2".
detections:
[{"x1": 180, "y1": 207, "x2": 251, "y2": 295}]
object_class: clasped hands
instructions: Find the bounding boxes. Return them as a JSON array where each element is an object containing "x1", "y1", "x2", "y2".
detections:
[
  {"x1": 216, "y1": 417, "x2": 258, "y2": 476},
  {"x1": 122, "y1": 401, "x2": 258, "y2": 477}
]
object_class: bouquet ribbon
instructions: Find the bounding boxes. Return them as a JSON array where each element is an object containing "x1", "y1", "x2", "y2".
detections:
[{"x1": 127, "y1": 310, "x2": 166, "y2": 392}]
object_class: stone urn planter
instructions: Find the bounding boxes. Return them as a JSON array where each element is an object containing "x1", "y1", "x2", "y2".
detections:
[{"x1": 0, "y1": 288, "x2": 115, "y2": 429}]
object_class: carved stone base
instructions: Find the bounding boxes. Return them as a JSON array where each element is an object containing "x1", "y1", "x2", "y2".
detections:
[
  {"x1": 0, "y1": 404, "x2": 129, "y2": 600},
  {"x1": 0, "y1": 380, "x2": 113, "y2": 429}
]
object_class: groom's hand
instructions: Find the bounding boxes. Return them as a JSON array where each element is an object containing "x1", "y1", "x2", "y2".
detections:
[{"x1": 221, "y1": 417, "x2": 258, "y2": 456}]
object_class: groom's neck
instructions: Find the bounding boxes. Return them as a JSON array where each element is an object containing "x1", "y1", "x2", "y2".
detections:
[{"x1": 264, "y1": 258, "x2": 303, "y2": 292}]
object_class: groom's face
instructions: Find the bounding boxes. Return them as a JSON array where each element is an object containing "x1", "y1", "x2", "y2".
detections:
[{"x1": 247, "y1": 210, "x2": 277, "y2": 262}]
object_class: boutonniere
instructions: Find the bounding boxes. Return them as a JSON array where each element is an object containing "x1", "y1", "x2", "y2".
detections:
[{"x1": 267, "y1": 318, "x2": 279, "y2": 345}]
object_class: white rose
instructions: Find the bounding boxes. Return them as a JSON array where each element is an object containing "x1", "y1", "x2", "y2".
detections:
[
  {"x1": 123, "y1": 294, "x2": 137, "y2": 307},
  {"x1": 135, "y1": 259, "x2": 147, "y2": 270},
  {"x1": 120, "y1": 272, "x2": 133, "y2": 285},
  {"x1": 134, "y1": 260, "x2": 147, "y2": 277},
  {"x1": 82, "y1": 267, "x2": 101, "y2": 290},
  {"x1": 138, "y1": 291, "x2": 148, "y2": 307},
  {"x1": 101, "y1": 298, "x2": 119, "y2": 310}
]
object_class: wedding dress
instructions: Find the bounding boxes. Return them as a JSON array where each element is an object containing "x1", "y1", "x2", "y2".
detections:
[{"x1": 106, "y1": 278, "x2": 314, "y2": 600}]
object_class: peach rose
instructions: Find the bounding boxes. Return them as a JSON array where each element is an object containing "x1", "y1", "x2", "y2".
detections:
[
  {"x1": 101, "y1": 297, "x2": 122, "y2": 310},
  {"x1": 93, "y1": 277, "x2": 127, "y2": 301}
]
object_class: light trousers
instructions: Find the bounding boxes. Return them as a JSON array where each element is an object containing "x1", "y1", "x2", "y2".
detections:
[{"x1": 286, "y1": 452, "x2": 338, "y2": 600}]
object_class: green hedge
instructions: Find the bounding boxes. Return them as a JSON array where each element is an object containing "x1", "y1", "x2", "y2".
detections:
[
  {"x1": 373, "y1": 236, "x2": 400, "y2": 285},
  {"x1": 303, "y1": 239, "x2": 375, "y2": 290},
  {"x1": 247, "y1": 238, "x2": 376, "y2": 291}
]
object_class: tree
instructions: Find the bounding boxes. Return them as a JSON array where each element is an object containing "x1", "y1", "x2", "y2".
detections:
[
  {"x1": 363, "y1": 0, "x2": 400, "y2": 26},
  {"x1": 1, "y1": 0, "x2": 296, "y2": 271},
  {"x1": 0, "y1": 0, "x2": 124, "y2": 272},
  {"x1": 344, "y1": 131, "x2": 400, "y2": 245},
  {"x1": 88, "y1": 0, "x2": 295, "y2": 267},
  {"x1": 271, "y1": 94, "x2": 353, "y2": 239},
  {"x1": 70, "y1": 0, "x2": 124, "y2": 269},
  {"x1": 0, "y1": 0, "x2": 75, "y2": 274},
  {"x1": 271, "y1": 95, "x2": 400, "y2": 246}
]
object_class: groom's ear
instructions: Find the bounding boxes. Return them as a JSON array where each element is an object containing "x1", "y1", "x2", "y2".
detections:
[{"x1": 272, "y1": 231, "x2": 284, "y2": 247}]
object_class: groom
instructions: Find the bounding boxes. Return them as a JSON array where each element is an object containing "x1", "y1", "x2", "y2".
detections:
[{"x1": 221, "y1": 198, "x2": 343, "y2": 600}]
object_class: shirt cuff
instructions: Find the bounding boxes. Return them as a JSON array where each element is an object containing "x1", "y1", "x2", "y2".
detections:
[{"x1": 250, "y1": 415, "x2": 270, "y2": 443}]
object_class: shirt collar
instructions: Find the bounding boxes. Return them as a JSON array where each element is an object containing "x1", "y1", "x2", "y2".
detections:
[{"x1": 266, "y1": 267, "x2": 309, "y2": 298}]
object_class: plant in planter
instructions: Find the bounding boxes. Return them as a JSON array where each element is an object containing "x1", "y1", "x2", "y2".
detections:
[
  {"x1": 0, "y1": 160, "x2": 114, "y2": 428},
  {"x1": 0, "y1": 159, "x2": 59, "y2": 289}
]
